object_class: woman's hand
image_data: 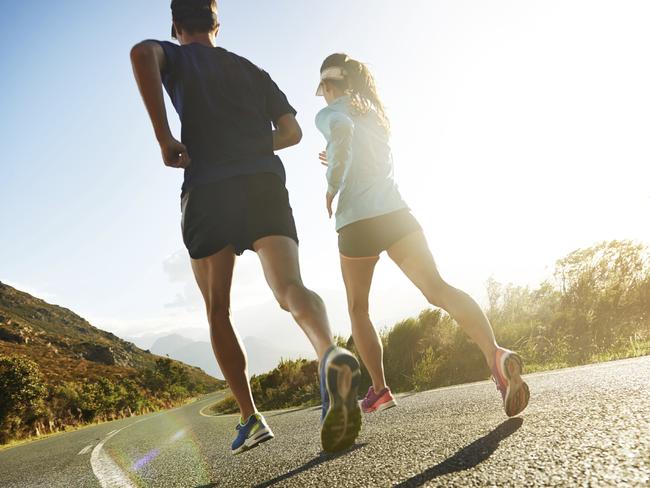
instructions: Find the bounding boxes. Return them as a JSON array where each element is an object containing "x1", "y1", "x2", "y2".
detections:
[
  {"x1": 159, "y1": 136, "x2": 191, "y2": 168},
  {"x1": 326, "y1": 192, "x2": 334, "y2": 218},
  {"x1": 319, "y1": 151, "x2": 328, "y2": 167}
]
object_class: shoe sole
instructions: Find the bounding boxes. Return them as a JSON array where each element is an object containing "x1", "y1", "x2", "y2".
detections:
[
  {"x1": 321, "y1": 352, "x2": 362, "y2": 453},
  {"x1": 362, "y1": 398, "x2": 397, "y2": 414},
  {"x1": 501, "y1": 352, "x2": 530, "y2": 417},
  {"x1": 231, "y1": 426, "x2": 274, "y2": 455}
]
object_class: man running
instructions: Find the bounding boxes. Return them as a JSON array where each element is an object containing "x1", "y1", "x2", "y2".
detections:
[{"x1": 130, "y1": 0, "x2": 361, "y2": 454}]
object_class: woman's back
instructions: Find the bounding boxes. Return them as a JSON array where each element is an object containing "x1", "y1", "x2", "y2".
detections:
[{"x1": 316, "y1": 95, "x2": 407, "y2": 230}]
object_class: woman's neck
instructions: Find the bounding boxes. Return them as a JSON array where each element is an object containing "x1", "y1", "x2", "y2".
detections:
[{"x1": 328, "y1": 93, "x2": 349, "y2": 105}]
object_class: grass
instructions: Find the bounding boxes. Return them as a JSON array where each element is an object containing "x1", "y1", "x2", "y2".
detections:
[
  {"x1": 0, "y1": 420, "x2": 98, "y2": 452},
  {"x1": 589, "y1": 339, "x2": 650, "y2": 363},
  {"x1": 0, "y1": 393, "x2": 215, "y2": 451}
]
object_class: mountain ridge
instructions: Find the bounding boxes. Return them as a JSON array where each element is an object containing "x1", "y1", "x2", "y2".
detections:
[
  {"x1": 150, "y1": 333, "x2": 315, "y2": 377},
  {"x1": 0, "y1": 280, "x2": 224, "y2": 386},
  {"x1": 0, "y1": 280, "x2": 225, "y2": 443}
]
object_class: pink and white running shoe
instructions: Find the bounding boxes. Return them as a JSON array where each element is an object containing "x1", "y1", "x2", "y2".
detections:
[
  {"x1": 491, "y1": 347, "x2": 530, "y2": 417},
  {"x1": 360, "y1": 386, "x2": 397, "y2": 413}
]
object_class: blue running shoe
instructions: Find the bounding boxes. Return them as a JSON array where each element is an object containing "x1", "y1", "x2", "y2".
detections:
[
  {"x1": 319, "y1": 346, "x2": 362, "y2": 453},
  {"x1": 231, "y1": 413, "x2": 274, "y2": 455}
]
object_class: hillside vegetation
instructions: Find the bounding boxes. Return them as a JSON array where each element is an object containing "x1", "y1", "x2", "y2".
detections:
[
  {"x1": 212, "y1": 240, "x2": 650, "y2": 414},
  {"x1": 0, "y1": 282, "x2": 224, "y2": 444}
]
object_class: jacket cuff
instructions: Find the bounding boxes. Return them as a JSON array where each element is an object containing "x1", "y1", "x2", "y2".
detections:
[{"x1": 327, "y1": 184, "x2": 339, "y2": 197}]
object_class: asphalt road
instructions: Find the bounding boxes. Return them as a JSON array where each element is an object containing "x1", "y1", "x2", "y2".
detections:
[{"x1": 1, "y1": 356, "x2": 649, "y2": 487}]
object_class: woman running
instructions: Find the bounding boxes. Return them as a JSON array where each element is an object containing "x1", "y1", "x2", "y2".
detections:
[{"x1": 315, "y1": 53, "x2": 530, "y2": 417}]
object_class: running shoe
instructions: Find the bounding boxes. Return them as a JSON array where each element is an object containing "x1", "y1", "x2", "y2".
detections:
[
  {"x1": 231, "y1": 413, "x2": 274, "y2": 455},
  {"x1": 360, "y1": 386, "x2": 397, "y2": 413},
  {"x1": 491, "y1": 347, "x2": 530, "y2": 417},
  {"x1": 319, "y1": 346, "x2": 362, "y2": 453}
]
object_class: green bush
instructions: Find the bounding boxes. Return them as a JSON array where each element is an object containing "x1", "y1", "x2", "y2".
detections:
[
  {"x1": 208, "y1": 240, "x2": 650, "y2": 416},
  {"x1": 0, "y1": 354, "x2": 212, "y2": 443},
  {"x1": 250, "y1": 358, "x2": 320, "y2": 410},
  {"x1": 211, "y1": 358, "x2": 320, "y2": 415},
  {"x1": 0, "y1": 355, "x2": 47, "y2": 442},
  {"x1": 5, "y1": 240, "x2": 649, "y2": 438},
  {"x1": 211, "y1": 395, "x2": 239, "y2": 415}
]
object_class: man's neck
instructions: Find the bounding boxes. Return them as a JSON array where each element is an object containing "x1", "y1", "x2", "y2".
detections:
[{"x1": 179, "y1": 33, "x2": 215, "y2": 47}]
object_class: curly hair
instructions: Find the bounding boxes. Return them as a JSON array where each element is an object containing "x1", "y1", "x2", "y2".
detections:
[{"x1": 320, "y1": 53, "x2": 390, "y2": 132}]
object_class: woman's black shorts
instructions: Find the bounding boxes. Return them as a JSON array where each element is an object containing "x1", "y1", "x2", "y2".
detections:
[
  {"x1": 181, "y1": 173, "x2": 298, "y2": 259},
  {"x1": 338, "y1": 208, "x2": 422, "y2": 258}
]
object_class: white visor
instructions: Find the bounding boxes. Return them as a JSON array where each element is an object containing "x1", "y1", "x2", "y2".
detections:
[{"x1": 316, "y1": 66, "x2": 346, "y2": 96}]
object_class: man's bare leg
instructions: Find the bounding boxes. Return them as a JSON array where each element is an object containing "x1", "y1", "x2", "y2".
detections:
[
  {"x1": 253, "y1": 236, "x2": 334, "y2": 360},
  {"x1": 191, "y1": 245, "x2": 256, "y2": 420}
]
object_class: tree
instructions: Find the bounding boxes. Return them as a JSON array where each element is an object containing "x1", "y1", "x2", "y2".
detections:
[
  {"x1": 554, "y1": 240, "x2": 650, "y2": 353},
  {"x1": 0, "y1": 355, "x2": 47, "y2": 442}
]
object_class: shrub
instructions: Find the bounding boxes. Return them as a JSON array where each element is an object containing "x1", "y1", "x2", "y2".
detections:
[
  {"x1": 210, "y1": 395, "x2": 239, "y2": 415},
  {"x1": 0, "y1": 355, "x2": 47, "y2": 442}
]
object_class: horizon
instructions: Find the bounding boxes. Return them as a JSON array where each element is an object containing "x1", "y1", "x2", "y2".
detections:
[{"x1": 2, "y1": 0, "x2": 649, "y2": 360}]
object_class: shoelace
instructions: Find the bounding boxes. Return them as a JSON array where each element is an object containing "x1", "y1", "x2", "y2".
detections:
[{"x1": 236, "y1": 418, "x2": 252, "y2": 431}]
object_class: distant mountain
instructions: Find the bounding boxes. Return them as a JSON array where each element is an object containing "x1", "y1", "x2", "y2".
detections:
[
  {"x1": 151, "y1": 333, "x2": 195, "y2": 356},
  {"x1": 0, "y1": 281, "x2": 224, "y2": 390},
  {"x1": 152, "y1": 336, "x2": 222, "y2": 378},
  {"x1": 150, "y1": 333, "x2": 313, "y2": 377},
  {"x1": 125, "y1": 327, "x2": 210, "y2": 351},
  {"x1": 243, "y1": 336, "x2": 312, "y2": 375}
]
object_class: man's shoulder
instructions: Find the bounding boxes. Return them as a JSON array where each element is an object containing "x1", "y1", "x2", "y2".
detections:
[
  {"x1": 143, "y1": 39, "x2": 177, "y2": 50},
  {"x1": 217, "y1": 48, "x2": 265, "y2": 73}
]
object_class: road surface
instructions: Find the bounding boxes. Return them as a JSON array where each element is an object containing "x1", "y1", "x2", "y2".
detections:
[{"x1": 1, "y1": 356, "x2": 649, "y2": 487}]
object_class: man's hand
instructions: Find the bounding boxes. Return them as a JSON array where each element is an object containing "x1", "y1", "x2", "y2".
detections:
[
  {"x1": 326, "y1": 192, "x2": 335, "y2": 219},
  {"x1": 159, "y1": 136, "x2": 191, "y2": 168},
  {"x1": 319, "y1": 150, "x2": 328, "y2": 167}
]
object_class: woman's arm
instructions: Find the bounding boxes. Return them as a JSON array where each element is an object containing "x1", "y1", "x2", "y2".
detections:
[
  {"x1": 324, "y1": 112, "x2": 355, "y2": 197},
  {"x1": 130, "y1": 41, "x2": 190, "y2": 168}
]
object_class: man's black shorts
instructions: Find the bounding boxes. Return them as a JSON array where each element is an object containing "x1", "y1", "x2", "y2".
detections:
[
  {"x1": 181, "y1": 173, "x2": 299, "y2": 259},
  {"x1": 338, "y1": 208, "x2": 422, "y2": 258}
]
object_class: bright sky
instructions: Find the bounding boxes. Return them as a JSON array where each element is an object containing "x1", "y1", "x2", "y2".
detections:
[{"x1": 2, "y1": 1, "x2": 649, "y2": 353}]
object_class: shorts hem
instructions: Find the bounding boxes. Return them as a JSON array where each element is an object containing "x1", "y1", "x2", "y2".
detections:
[
  {"x1": 339, "y1": 253, "x2": 381, "y2": 260},
  {"x1": 188, "y1": 243, "x2": 232, "y2": 260},
  {"x1": 248, "y1": 233, "x2": 299, "y2": 253},
  {"x1": 383, "y1": 227, "x2": 422, "y2": 253},
  {"x1": 337, "y1": 209, "x2": 421, "y2": 258}
]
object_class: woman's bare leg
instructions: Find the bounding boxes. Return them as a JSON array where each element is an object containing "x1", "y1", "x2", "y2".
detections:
[
  {"x1": 340, "y1": 255, "x2": 387, "y2": 392},
  {"x1": 387, "y1": 231, "x2": 498, "y2": 368},
  {"x1": 191, "y1": 246, "x2": 256, "y2": 420},
  {"x1": 341, "y1": 256, "x2": 386, "y2": 393}
]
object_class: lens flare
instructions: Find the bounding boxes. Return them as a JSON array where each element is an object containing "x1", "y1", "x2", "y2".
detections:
[{"x1": 132, "y1": 448, "x2": 160, "y2": 471}]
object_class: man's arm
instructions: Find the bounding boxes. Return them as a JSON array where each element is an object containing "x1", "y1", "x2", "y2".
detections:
[
  {"x1": 130, "y1": 41, "x2": 190, "y2": 168},
  {"x1": 272, "y1": 113, "x2": 302, "y2": 151}
]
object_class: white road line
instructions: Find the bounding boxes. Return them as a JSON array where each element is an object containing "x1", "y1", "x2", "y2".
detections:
[
  {"x1": 199, "y1": 403, "x2": 220, "y2": 418},
  {"x1": 89, "y1": 416, "x2": 160, "y2": 487},
  {"x1": 77, "y1": 444, "x2": 94, "y2": 455},
  {"x1": 90, "y1": 427, "x2": 135, "y2": 488},
  {"x1": 197, "y1": 393, "x2": 229, "y2": 418}
]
